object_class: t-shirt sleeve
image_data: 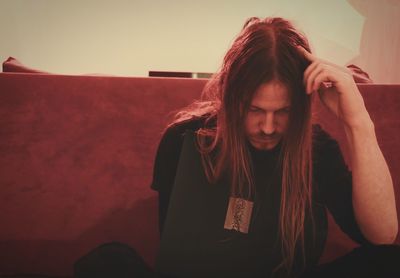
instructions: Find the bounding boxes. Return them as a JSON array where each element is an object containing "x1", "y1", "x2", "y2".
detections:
[
  {"x1": 150, "y1": 125, "x2": 184, "y2": 192},
  {"x1": 314, "y1": 127, "x2": 372, "y2": 246},
  {"x1": 150, "y1": 124, "x2": 186, "y2": 235},
  {"x1": 150, "y1": 117, "x2": 208, "y2": 236}
]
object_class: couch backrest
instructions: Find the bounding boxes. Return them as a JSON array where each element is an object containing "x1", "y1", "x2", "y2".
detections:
[
  {"x1": 0, "y1": 73, "x2": 206, "y2": 276},
  {"x1": 0, "y1": 73, "x2": 399, "y2": 275}
]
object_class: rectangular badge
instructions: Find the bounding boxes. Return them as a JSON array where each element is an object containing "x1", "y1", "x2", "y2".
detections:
[{"x1": 223, "y1": 197, "x2": 254, "y2": 234}]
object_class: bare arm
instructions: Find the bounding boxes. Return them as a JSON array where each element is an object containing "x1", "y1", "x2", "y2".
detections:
[
  {"x1": 298, "y1": 46, "x2": 398, "y2": 244},
  {"x1": 344, "y1": 118, "x2": 397, "y2": 244}
]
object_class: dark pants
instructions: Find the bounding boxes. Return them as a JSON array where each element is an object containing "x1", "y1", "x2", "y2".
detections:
[{"x1": 74, "y1": 242, "x2": 400, "y2": 278}]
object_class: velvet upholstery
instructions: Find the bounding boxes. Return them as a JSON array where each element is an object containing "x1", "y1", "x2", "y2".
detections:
[{"x1": 0, "y1": 72, "x2": 399, "y2": 276}]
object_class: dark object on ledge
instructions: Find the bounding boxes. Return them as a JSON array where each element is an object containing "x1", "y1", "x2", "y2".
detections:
[
  {"x1": 149, "y1": 71, "x2": 212, "y2": 79},
  {"x1": 347, "y1": 64, "x2": 373, "y2": 83}
]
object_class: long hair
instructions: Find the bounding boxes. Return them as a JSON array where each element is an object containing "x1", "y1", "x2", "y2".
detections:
[{"x1": 169, "y1": 17, "x2": 313, "y2": 277}]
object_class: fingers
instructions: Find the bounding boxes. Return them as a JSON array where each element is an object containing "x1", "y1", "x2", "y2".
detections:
[
  {"x1": 298, "y1": 46, "x2": 354, "y2": 95},
  {"x1": 297, "y1": 46, "x2": 331, "y2": 94},
  {"x1": 312, "y1": 71, "x2": 333, "y2": 93},
  {"x1": 305, "y1": 63, "x2": 342, "y2": 94},
  {"x1": 297, "y1": 46, "x2": 344, "y2": 71},
  {"x1": 306, "y1": 63, "x2": 336, "y2": 94},
  {"x1": 304, "y1": 62, "x2": 321, "y2": 93},
  {"x1": 296, "y1": 45, "x2": 316, "y2": 62}
]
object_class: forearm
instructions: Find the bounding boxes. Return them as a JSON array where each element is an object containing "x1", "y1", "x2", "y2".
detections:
[{"x1": 344, "y1": 119, "x2": 398, "y2": 244}]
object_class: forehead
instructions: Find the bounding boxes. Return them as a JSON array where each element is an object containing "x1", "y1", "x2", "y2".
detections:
[{"x1": 250, "y1": 81, "x2": 291, "y2": 110}]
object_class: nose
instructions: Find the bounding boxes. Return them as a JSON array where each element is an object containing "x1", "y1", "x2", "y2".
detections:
[{"x1": 260, "y1": 112, "x2": 275, "y2": 135}]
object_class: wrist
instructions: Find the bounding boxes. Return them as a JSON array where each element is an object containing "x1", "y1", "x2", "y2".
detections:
[
  {"x1": 344, "y1": 116, "x2": 376, "y2": 140},
  {"x1": 345, "y1": 113, "x2": 374, "y2": 133}
]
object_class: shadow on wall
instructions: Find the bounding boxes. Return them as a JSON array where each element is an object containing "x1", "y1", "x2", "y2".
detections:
[
  {"x1": 0, "y1": 195, "x2": 159, "y2": 277},
  {"x1": 347, "y1": 0, "x2": 400, "y2": 83}
]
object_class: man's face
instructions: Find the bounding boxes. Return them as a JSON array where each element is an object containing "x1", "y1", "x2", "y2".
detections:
[{"x1": 244, "y1": 81, "x2": 291, "y2": 150}]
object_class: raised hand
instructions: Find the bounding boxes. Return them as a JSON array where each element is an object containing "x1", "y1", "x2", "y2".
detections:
[{"x1": 297, "y1": 46, "x2": 371, "y2": 129}]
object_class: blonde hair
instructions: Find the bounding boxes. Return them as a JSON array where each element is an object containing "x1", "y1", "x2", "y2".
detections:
[{"x1": 169, "y1": 17, "x2": 314, "y2": 277}]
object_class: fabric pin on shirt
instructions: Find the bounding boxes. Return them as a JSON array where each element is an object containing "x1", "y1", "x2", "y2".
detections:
[{"x1": 224, "y1": 197, "x2": 254, "y2": 234}]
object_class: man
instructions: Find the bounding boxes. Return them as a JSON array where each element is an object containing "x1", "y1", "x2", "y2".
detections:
[
  {"x1": 151, "y1": 17, "x2": 399, "y2": 277},
  {"x1": 74, "y1": 16, "x2": 399, "y2": 278}
]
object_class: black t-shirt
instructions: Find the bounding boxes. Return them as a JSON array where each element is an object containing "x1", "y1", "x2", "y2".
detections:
[{"x1": 151, "y1": 116, "x2": 370, "y2": 276}]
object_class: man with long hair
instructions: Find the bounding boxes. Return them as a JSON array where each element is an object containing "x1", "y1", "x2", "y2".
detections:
[{"x1": 151, "y1": 17, "x2": 399, "y2": 277}]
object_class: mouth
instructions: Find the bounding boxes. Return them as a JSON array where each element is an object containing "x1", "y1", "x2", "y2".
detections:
[
  {"x1": 254, "y1": 136, "x2": 277, "y2": 142},
  {"x1": 249, "y1": 136, "x2": 280, "y2": 150}
]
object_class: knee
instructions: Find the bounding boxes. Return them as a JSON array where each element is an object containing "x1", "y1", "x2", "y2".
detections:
[
  {"x1": 356, "y1": 243, "x2": 400, "y2": 255},
  {"x1": 354, "y1": 244, "x2": 400, "y2": 266},
  {"x1": 74, "y1": 242, "x2": 154, "y2": 278}
]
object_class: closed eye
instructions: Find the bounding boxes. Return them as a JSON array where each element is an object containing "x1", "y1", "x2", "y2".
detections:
[
  {"x1": 278, "y1": 107, "x2": 290, "y2": 113},
  {"x1": 249, "y1": 106, "x2": 263, "y2": 113},
  {"x1": 275, "y1": 106, "x2": 291, "y2": 114}
]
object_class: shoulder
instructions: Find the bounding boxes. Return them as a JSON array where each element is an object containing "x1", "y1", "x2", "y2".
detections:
[
  {"x1": 312, "y1": 124, "x2": 337, "y2": 146},
  {"x1": 311, "y1": 124, "x2": 350, "y2": 187},
  {"x1": 151, "y1": 115, "x2": 214, "y2": 192},
  {"x1": 160, "y1": 114, "x2": 214, "y2": 146},
  {"x1": 311, "y1": 124, "x2": 349, "y2": 177},
  {"x1": 312, "y1": 124, "x2": 342, "y2": 156}
]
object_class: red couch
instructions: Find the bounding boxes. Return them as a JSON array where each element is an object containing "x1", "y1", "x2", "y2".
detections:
[{"x1": 0, "y1": 64, "x2": 399, "y2": 277}]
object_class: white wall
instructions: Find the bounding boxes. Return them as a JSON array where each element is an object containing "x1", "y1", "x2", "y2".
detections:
[{"x1": 1, "y1": 0, "x2": 399, "y2": 83}]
